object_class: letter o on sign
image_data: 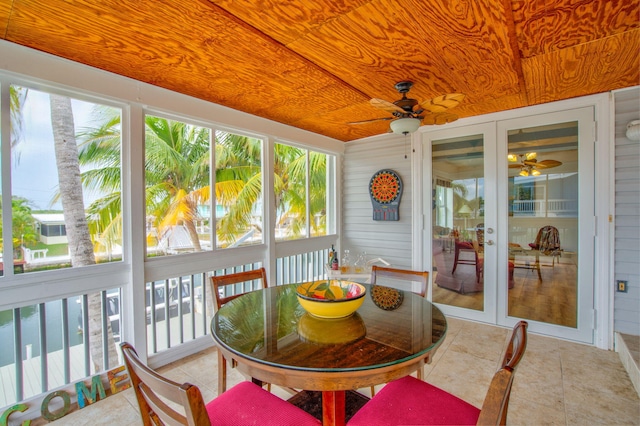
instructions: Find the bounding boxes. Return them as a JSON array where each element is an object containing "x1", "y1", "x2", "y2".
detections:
[{"x1": 41, "y1": 390, "x2": 71, "y2": 421}]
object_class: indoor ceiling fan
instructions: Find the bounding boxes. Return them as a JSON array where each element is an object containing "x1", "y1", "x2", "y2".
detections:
[
  {"x1": 508, "y1": 152, "x2": 562, "y2": 176},
  {"x1": 349, "y1": 81, "x2": 465, "y2": 134}
]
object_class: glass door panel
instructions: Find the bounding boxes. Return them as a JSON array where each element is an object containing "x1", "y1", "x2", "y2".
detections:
[
  {"x1": 497, "y1": 107, "x2": 594, "y2": 343},
  {"x1": 506, "y1": 122, "x2": 579, "y2": 327},
  {"x1": 431, "y1": 133, "x2": 486, "y2": 313}
]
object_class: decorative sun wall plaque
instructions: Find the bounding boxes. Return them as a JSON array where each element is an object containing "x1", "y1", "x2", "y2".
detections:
[{"x1": 369, "y1": 169, "x2": 403, "y2": 221}]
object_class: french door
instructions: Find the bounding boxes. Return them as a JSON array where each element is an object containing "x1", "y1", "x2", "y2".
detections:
[{"x1": 424, "y1": 108, "x2": 595, "y2": 343}]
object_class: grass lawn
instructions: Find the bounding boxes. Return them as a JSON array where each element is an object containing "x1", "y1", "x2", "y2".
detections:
[{"x1": 30, "y1": 242, "x2": 68, "y2": 256}]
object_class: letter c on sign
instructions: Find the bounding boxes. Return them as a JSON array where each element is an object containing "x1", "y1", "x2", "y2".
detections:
[{"x1": 0, "y1": 403, "x2": 31, "y2": 426}]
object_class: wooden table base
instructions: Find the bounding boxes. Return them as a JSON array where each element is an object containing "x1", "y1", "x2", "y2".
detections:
[{"x1": 287, "y1": 390, "x2": 370, "y2": 426}]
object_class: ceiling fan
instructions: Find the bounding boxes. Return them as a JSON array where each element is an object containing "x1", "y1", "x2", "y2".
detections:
[
  {"x1": 508, "y1": 152, "x2": 562, "y2": 176},
  {"x1": 349, "y1": 81, "x2": 465, "y2": 134}
]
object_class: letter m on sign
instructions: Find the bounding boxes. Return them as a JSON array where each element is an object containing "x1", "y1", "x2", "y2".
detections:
[{"x1": 75, "y1": 375, "x2": 106, "y2": 408}]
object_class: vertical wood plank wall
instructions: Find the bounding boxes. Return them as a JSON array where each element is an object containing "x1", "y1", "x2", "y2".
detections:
[
  {"x1": 614, "y1": 87, "x2": 640, "y2": 336},
  {"x1": 342, "y1": 136, "x2": 414, "y2": 268}
]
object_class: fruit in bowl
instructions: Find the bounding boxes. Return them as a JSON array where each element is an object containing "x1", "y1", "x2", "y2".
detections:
[{"x1": 296, "y1": 280, "x2": 366, "y2": 318}]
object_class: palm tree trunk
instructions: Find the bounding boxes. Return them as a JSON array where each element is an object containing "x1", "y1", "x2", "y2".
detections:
[
  {"x1": 50, "y1": 94, "x2": 118, "y2": 372},
  {"x1": 183, "y1": 219, "x2": 202, "y2": 251}
]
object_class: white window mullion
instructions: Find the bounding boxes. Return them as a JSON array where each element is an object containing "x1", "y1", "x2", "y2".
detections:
[
  {"x1": 0, "y1": 80, "x2": 13, "y2": 277},
  {"x1": 126, "y1": 102, "x2": 148, "y2": 359}
]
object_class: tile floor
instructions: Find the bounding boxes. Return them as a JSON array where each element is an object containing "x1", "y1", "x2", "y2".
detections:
[{"x1": 57, "y1": 318, "x2": 640, "y2": 425}]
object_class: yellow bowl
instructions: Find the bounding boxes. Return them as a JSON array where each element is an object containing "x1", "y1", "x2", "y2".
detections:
[
  {"x1": 296, "y1": 280, "x2": 366, "y2": 319},
  {"x1": 297, "y1": 312, "x2": 366, "y2": 344}
]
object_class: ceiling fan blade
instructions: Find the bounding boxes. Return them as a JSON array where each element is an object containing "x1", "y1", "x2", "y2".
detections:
[
  {"x1": 348, "y1": 116, "x2": 394, "y2": 125},
  {"x1": 422, "y1": 112, "x2": 459, "y2": 125},
  {"x1": 419, "y1": 93, "x2": 465, "y2": 113},
  {"x1": 536, "y1": 159, "x2": 563, "y2": 169},
  {"x1": 370, "y1": 98, "x2": 404, "y2": 113},
  {"x1": 508, "y1": 164, "x2": 522, "y2": 168}
]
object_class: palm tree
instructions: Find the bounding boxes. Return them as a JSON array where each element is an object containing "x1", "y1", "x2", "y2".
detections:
[
  {"x1": 0, "y1": 86, "x2": 29, "y2": 261},
  {"x1": 146, "y1": 118, "x2": 212, "y2": 250},
  {"x1": 50, "y1": 94, "x2": 119, "y2": 372},
  {"x1": 0, "y1": 197, "x2": 39, "y2": 259},
  {"x1": 273, "y1": 144, "x2": 327, "y2": 239},
  {"x1": 214, "y1": 132, "x2": 263, "y2": 246},
  {"x1": 80, "y1": 115, "x2": 327, "y2": 249}
]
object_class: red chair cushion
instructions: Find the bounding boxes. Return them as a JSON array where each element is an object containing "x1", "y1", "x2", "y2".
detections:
[
  {"x1": 207, "y1": 381, "x2": 320, "y2": 425},
  {"x1": 348, "y1": 376, "x2": 480, "y2": 426}
]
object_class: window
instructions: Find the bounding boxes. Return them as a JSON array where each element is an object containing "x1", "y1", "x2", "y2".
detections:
[
  {"x1": 215, "y1": 130, "x2": 263, "y2": 248},
  {"x1": 145, "y1": 115, "x2": 212, "y2": 256},
  {"x1": 145, "y1": 117, "x2": 265, "y2": 256},
  {"x1": 5, "y1": 85, "x2": 122, "y2": 273},
  {"x1": 274, "y1": 143, "x2": 334, "y2": 241}
]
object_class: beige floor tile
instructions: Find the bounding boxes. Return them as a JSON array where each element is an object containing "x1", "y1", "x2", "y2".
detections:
[
  {"x1": 35, "y1": 320, "x2": 640, "y2": 426},
  {"x1": 424, "y1": 345, "x2": 497, "y2": 408},
  {"x1": 507, "y1": 396, "x2": 567, "y2": 425},
  {"x1": 53, "y1": 391, "x2": 140, "y2": 425},
  {"x1": 447, "y1": 320, "x2": 509, "y2": 366}
]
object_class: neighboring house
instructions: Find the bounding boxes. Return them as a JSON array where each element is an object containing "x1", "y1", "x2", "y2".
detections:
[{"x1": 32, "y1": 214, "x2": 67, "y2": 245}]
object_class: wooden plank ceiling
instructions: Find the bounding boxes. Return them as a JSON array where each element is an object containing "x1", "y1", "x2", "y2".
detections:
[{"x1": 0, "y1": 0, "x2": 638, "y2": 142}]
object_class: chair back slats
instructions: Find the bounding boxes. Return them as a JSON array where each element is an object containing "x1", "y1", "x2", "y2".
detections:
[
  {"x1": 369, "y1": 265, "x2": 429, "y2": 297},
  {"x1": 140, "y1": 383, "x2": 187, "y2": 426},
  {"x1": 211, "y1": 267, "x2": 268, "y2": 310},
  {"x1": 502, "y1": 320, "x2": 528, "y2": 371},
  {"x1": 121, "y1": 342, "x2": 211, "y2": 426}
]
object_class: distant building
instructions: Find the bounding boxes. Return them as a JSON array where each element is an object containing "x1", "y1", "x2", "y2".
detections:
[{"x1": 32, "y1": 214, "x2": 68, "y2": 245}]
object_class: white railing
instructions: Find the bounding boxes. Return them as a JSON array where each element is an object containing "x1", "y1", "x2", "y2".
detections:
[
  {"x1": 1, "y1": 247, "x2": 330, "y2": 408},
  {"x1": 146, "y1": 248, "x2": 329, "y2": 356},
  {"x1": 0, "y1": 288, "x2": 122, "y2": 407},
  {"x1": 512, "y1": 198, "x2": 577, "y2": 217}
]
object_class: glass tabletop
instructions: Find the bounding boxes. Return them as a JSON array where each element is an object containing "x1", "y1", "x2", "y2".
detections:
[{"x1": 211, "y1": 283, "x2": 447, "y2": 373}]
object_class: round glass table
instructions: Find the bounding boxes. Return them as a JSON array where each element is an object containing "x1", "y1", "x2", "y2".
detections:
[{"x1": 211, "y1": 282, "x2": 447, "y2": 426}]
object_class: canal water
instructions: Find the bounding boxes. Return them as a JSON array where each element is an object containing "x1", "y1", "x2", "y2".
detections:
[{"x1": 0, "y1": 298, "x2": 84, "y2": 368}]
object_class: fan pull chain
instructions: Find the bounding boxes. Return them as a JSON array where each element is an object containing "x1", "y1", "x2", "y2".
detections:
[{"x1": 404, "y1": 133, "x2": 408, "y2": 159}]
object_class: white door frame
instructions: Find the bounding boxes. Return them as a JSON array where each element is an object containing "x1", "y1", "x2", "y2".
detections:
[
  {"x1": 420, "y1": 122, "x2": 497, "y2": 325},
  {"x1": 413, "y1": 93, "x2": 612, "y2": 349},
  {"x1": 495, "y1": 107, "x2": 595, "y2": 343}
]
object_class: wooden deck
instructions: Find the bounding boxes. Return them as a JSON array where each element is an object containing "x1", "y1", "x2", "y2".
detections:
[{"x1": 0, "y1": 345, "x2": 95, "y2": 407}]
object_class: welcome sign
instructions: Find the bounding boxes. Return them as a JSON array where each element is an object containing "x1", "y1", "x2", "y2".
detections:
[{"x1": 0, "y1": 365, "x2": 130, "y2": 425}]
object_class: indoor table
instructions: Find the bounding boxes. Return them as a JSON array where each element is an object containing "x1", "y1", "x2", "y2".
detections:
[{"x1": 211, "y1": 282, "x2": 447, "y2": 426}]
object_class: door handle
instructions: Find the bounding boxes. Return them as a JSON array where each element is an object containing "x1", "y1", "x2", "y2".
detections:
[
  {"x1": 486, "y1": 228, "x2": 494, "y2": 234},
  {"x1": 485, "y1": 240, "x2": 495, "y2": 246}
]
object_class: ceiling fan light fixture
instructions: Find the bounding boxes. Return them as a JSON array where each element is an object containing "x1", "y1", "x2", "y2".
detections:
[
  {"x1": 531, "y1": 168, "x2": 541, "y2": 176},
  {"x1": 507, "y1": 154, "x2": 518, "y2": 162},
  {"x1": 390, "y1": 117, "x2": 421, "y2": 135},
  {"x1": 519, "y1": 168, "x2": 529, "y2": 177},
  {"x1": 525, "y1": 152, "x2": 537, "y2": 161}
]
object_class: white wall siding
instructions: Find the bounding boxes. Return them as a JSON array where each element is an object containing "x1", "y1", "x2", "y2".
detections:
[
  {"x1": 343, "y1": 136, "x2": 414, "y2": 268},
  {"x1": 614, "y1": 87, "x2": 640, "y2": 336}
]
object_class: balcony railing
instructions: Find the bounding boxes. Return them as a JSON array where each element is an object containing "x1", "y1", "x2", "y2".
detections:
[
  {"x1": 146, "y1": 248, "x2": 329, "y2": 356},
  {"x1": 0, "y1": 288, "x2": 122, "y2": 407},
  {"x1": 1, "y1": 247, "x2": 330, "y2": 408},
  {"x1": 512, "y1": 198, "x2": 577, "y2": 217}
]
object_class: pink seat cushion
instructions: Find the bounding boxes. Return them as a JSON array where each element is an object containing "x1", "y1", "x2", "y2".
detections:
[
  {"x1": 348, "y1": 376, "x2": 480, "y2": 426},
  {"x1": 207, "y1": 381, "x2": 320, "y2": 425}
]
